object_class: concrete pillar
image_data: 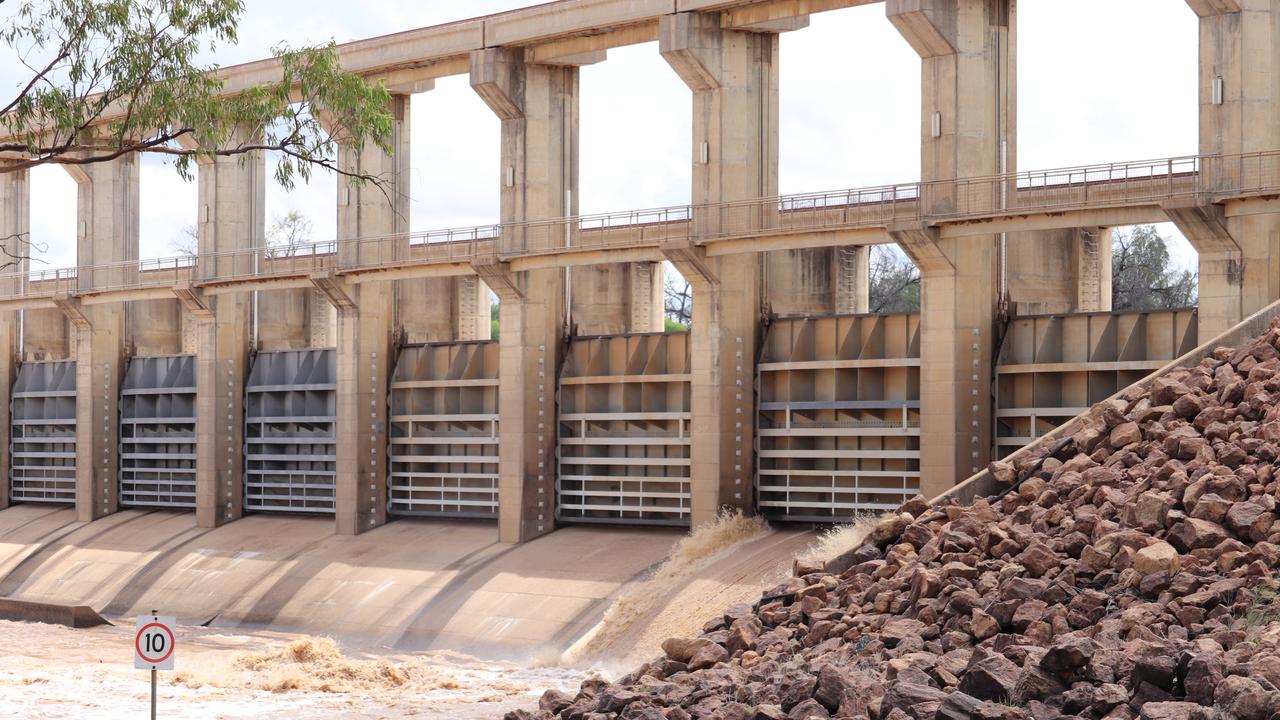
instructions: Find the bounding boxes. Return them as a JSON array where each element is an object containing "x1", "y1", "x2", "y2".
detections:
[
  {"x1": 328, "y1": 94, "x2": 410, "y2": 536},
  {"x1": 835, "y1": 246, "x2": 870, "y2": 315},
  {"x1": 1182, "y1": 0, "x2": 1280, "y2": 336},
  {"x1": 568, "y1": 262, "x2": 664, "y2": 334},
  {"x1": 400, "y1": 276, "x2": 492, "y2": 342},
  {"x1": 888, "y1": 0, "x2": 1013, "y2": 497},
  {"x1": 189, "y1": 129, "x2": 263, "y2": 529},
  {"x1": 66, "y1": 154, "x2": 138, "y2": 522},
  {"x1": 660, "y1": 11, "x2": 781, "y2": 525},
  {"x1": 1006, "y1": 227, "x2": 1112, "y2": 315},
  {"x1": 0, "y1": 170, "x2": 27, "y2": 511},
  {"x1": 470, "y1": 47, "x2": 573, "y2": 543}
]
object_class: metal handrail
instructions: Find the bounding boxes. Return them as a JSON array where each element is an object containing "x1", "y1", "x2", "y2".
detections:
[{"x1": 4, "y1": 149, "x2": 1280, "y2": 303}]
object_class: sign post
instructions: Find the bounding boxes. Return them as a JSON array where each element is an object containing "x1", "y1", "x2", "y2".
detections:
[{"x1": 135, "y1": 612, "x2": 176, "y2": 720}]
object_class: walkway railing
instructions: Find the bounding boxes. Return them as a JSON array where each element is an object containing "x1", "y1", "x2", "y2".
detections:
[{"x1": 3, "y1": 150, "x2": 1280, "y2": 305}]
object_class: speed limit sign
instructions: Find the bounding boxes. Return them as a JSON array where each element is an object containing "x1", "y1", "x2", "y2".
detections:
[{"x1": 134, "y1": 614, "x2": 176, "y2": 671}]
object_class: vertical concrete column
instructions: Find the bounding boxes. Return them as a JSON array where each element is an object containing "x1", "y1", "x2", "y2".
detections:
[
  {"x1": 330, "y1": 94, "x2": 410, "y2": 536},
  {"x1": 836, "y1": 246, "x2": 870, "y2": 315},
  {"x1": 888, "y1": 0, "x2": 1013, "y2": 497},
  {"x1": 1006, "y1": 227, "x2": 1112, "y2": 314},
  {"x1": 190, "y1": 129, "x2": 263, "y2": 529},
  {"x1": 66, "y1": 154, "x2": 137, "y2": 521},
  {"x1": 660, "y1": 12, "x2": 777, "y2": 525},
  {"x1": 471, "y1": 48, "x2": 574, "y2": 543},
  {"x1": 0, "y1": 169, "x2": 27, "y2": 510},
  {"x1": 1182, "y1": 0, "x2": 1280, "y2": 335}
]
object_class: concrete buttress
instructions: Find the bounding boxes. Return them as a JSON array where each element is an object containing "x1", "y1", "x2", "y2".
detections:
[
  {"x1": 470, "y1": 48, "x2": 574, "y2": 543},
  {"x1": 188, "y1": 128, "x2": 263, "y2": 529},
  {"x1": 888, "y1": 0, "x2": 1012, "y2": 496},
  {"x1": 66, "y1": 153, "x2": 138, "y2": 522},
  {"x1": 660, "y1": 11, "x2": 783, "y2": 526},
  {"x1": 0, "y1": 169, "x2": 25, "y2": 511},
  {"x1": 1181, "y1": 0, "x2": 1280, "y2": 337},
  {"x1": 330, "y1": 94, "x2": 411, "y2": 536}
]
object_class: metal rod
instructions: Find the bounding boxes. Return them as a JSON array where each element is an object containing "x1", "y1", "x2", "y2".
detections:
[{"x1": 151, "y1": 667, "x2": 157, "y2": 720}]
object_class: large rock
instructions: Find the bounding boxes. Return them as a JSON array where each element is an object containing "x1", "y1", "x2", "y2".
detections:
[
  {"x1": 958, "y1": 649, "x2": 1021, "y2": 701},
  {"x1": 1133, "y1": 541, "x2": 1180, "y2": 576},
  {"x1": 1040, "y1": 636, "x2": 1094, "y2": 675},
  {"x1": 662, "y1": 637, "x2": 720, "y2": 663},
  {"x1": 1140, "y1": 703, "x2": 1210, "y2": 720},
  {"x1": 1225, "y1": 501, "x2": 1275, "y2": 542},
  {"x1": 1166, "y1": 518, "x2": 1229, "y2": 553}
]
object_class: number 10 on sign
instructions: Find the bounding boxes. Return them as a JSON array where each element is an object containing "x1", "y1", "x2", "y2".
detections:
[{"x1": 135, "y1": 614, "x2": 176, "y2": 670}]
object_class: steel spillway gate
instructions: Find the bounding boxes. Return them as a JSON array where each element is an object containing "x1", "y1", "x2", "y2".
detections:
[
  {"x1": 995, "y1": 309, "x2": 1197, "y2": 458},
  {"x1": 120, "y1": 354, "x2": 197, "y2": 508},
  {"x1": 388, "y1": 341, "x2": 499, "y2": 518},
  {"x1": 557, "y1": 332, "x2": 692, "y2": 526},
  {"x1": 756, "y1": 314, "x2": 922, "y2": 522},
  {"x1": 9, "y1": 360, "x2": 77, "y2": 504},
  {"x1": 244, "y1": 348, "x2": 337, "y2": 513}
]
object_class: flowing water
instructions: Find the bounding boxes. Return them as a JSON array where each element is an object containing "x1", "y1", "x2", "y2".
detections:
[
  {"x1": 0, "y1": 620, "x2": 587, "y2": 719},
  {"x1": 0, "y1": 513, "x2": 845, "y2": 718}
]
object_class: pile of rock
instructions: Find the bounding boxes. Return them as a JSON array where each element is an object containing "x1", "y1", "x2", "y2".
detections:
[{"x1": 507, "y1": 320, "x2": 1280, "y2": 720}]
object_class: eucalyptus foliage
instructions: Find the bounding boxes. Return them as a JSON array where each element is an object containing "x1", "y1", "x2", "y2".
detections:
[{"x1": 0, "y1": 0, "x2": 394, "y2": 189}]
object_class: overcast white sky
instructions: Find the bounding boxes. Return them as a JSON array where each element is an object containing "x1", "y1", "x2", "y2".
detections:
[{"x1": 6, "y1": 0, "x2": 1199, "y2": 271}]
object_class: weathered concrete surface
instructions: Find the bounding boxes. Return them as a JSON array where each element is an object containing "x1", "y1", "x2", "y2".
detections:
[{"x1": 0, "y1": 506, "x2": 811, "y2": 659}]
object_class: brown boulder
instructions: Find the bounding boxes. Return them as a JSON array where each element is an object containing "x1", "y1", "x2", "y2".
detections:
[
  {"x1": 1167, "y1": 518, "x2": 1229, "y2": 553},
  {"x1": 958, "y1": 649, "x2": 1021, "y2": 702},
  {"x1": 1110, "y1": 422, "x2": 1142, "y2": 448},
  {"x1": 1133, "y1": 541, "x2": 1180, "y2": 576},
  {"x1": 1225, "y1": 501, "x2": 1275, "y2": 542}
]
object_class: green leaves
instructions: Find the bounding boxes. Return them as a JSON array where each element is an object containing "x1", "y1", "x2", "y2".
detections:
[{"x1": 0, "y1": 0, "x2": 394, "y2": 191}]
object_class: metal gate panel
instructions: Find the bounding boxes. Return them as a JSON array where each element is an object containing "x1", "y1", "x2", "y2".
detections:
[
  {"x1": 388, "y1": 341, "x2": 499, "y2": 519},
  {"x1": 244, "y1": 348, "x2": 336, "y2": 513},
  {"x1": 557, "y1": 333, "x2": 691, "y2": 526},
  {"x1": 120, "y1": 355, "x2": 197, "y2": 508},
  {"x1": 10, "y1": 360, "x2": 77, "y2": 504},
  {"x1": 995, "y1": 309, "x2": 1197, "y2": 458},
  {"x1": 756, "y1": 314, "x2": 921, "y2": 522}
]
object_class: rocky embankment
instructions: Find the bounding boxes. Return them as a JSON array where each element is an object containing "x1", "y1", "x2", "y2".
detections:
[{"x1": 508, "y1": 318, "x2": 1280, "y2": 720}]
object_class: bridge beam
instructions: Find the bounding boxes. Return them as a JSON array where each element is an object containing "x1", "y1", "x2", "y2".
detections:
[
  {"x1": 661, "y1": 11, "x2": 785, "y2": 526},
  {"x1": 1192, "y1": 0, "x2": 1280, "y2": 331},
  {"x1": 186, "y1": 128, "x2": 262, "y2": 529},
  {"x1": 1164, "y1": 200, "x2": 1243, "y2": 337},
  {"x1": 471, "y1": 48, "x2": 574, "y2": 543},
  {"x1": 331, "y1": 94, "x2": 410, "y2": 536},
  {"x1": 0, "y1": 171, "x2": 25, "y2": 511},
  {"x1": 890, "y1": 0, "x2": 1010, "y2": 492},
  {"x1": 66, "y1": 153, "x2": 137, "y2": 523}
]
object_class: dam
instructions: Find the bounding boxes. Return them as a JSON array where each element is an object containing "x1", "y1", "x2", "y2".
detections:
[{"x1": 0, "y1": 0, "x2": 1275, "y2": 652}]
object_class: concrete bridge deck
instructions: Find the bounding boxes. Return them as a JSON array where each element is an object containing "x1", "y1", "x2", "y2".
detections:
[{"x1": 0, "y1": 152, "x2": 1263, "y2": 310}]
